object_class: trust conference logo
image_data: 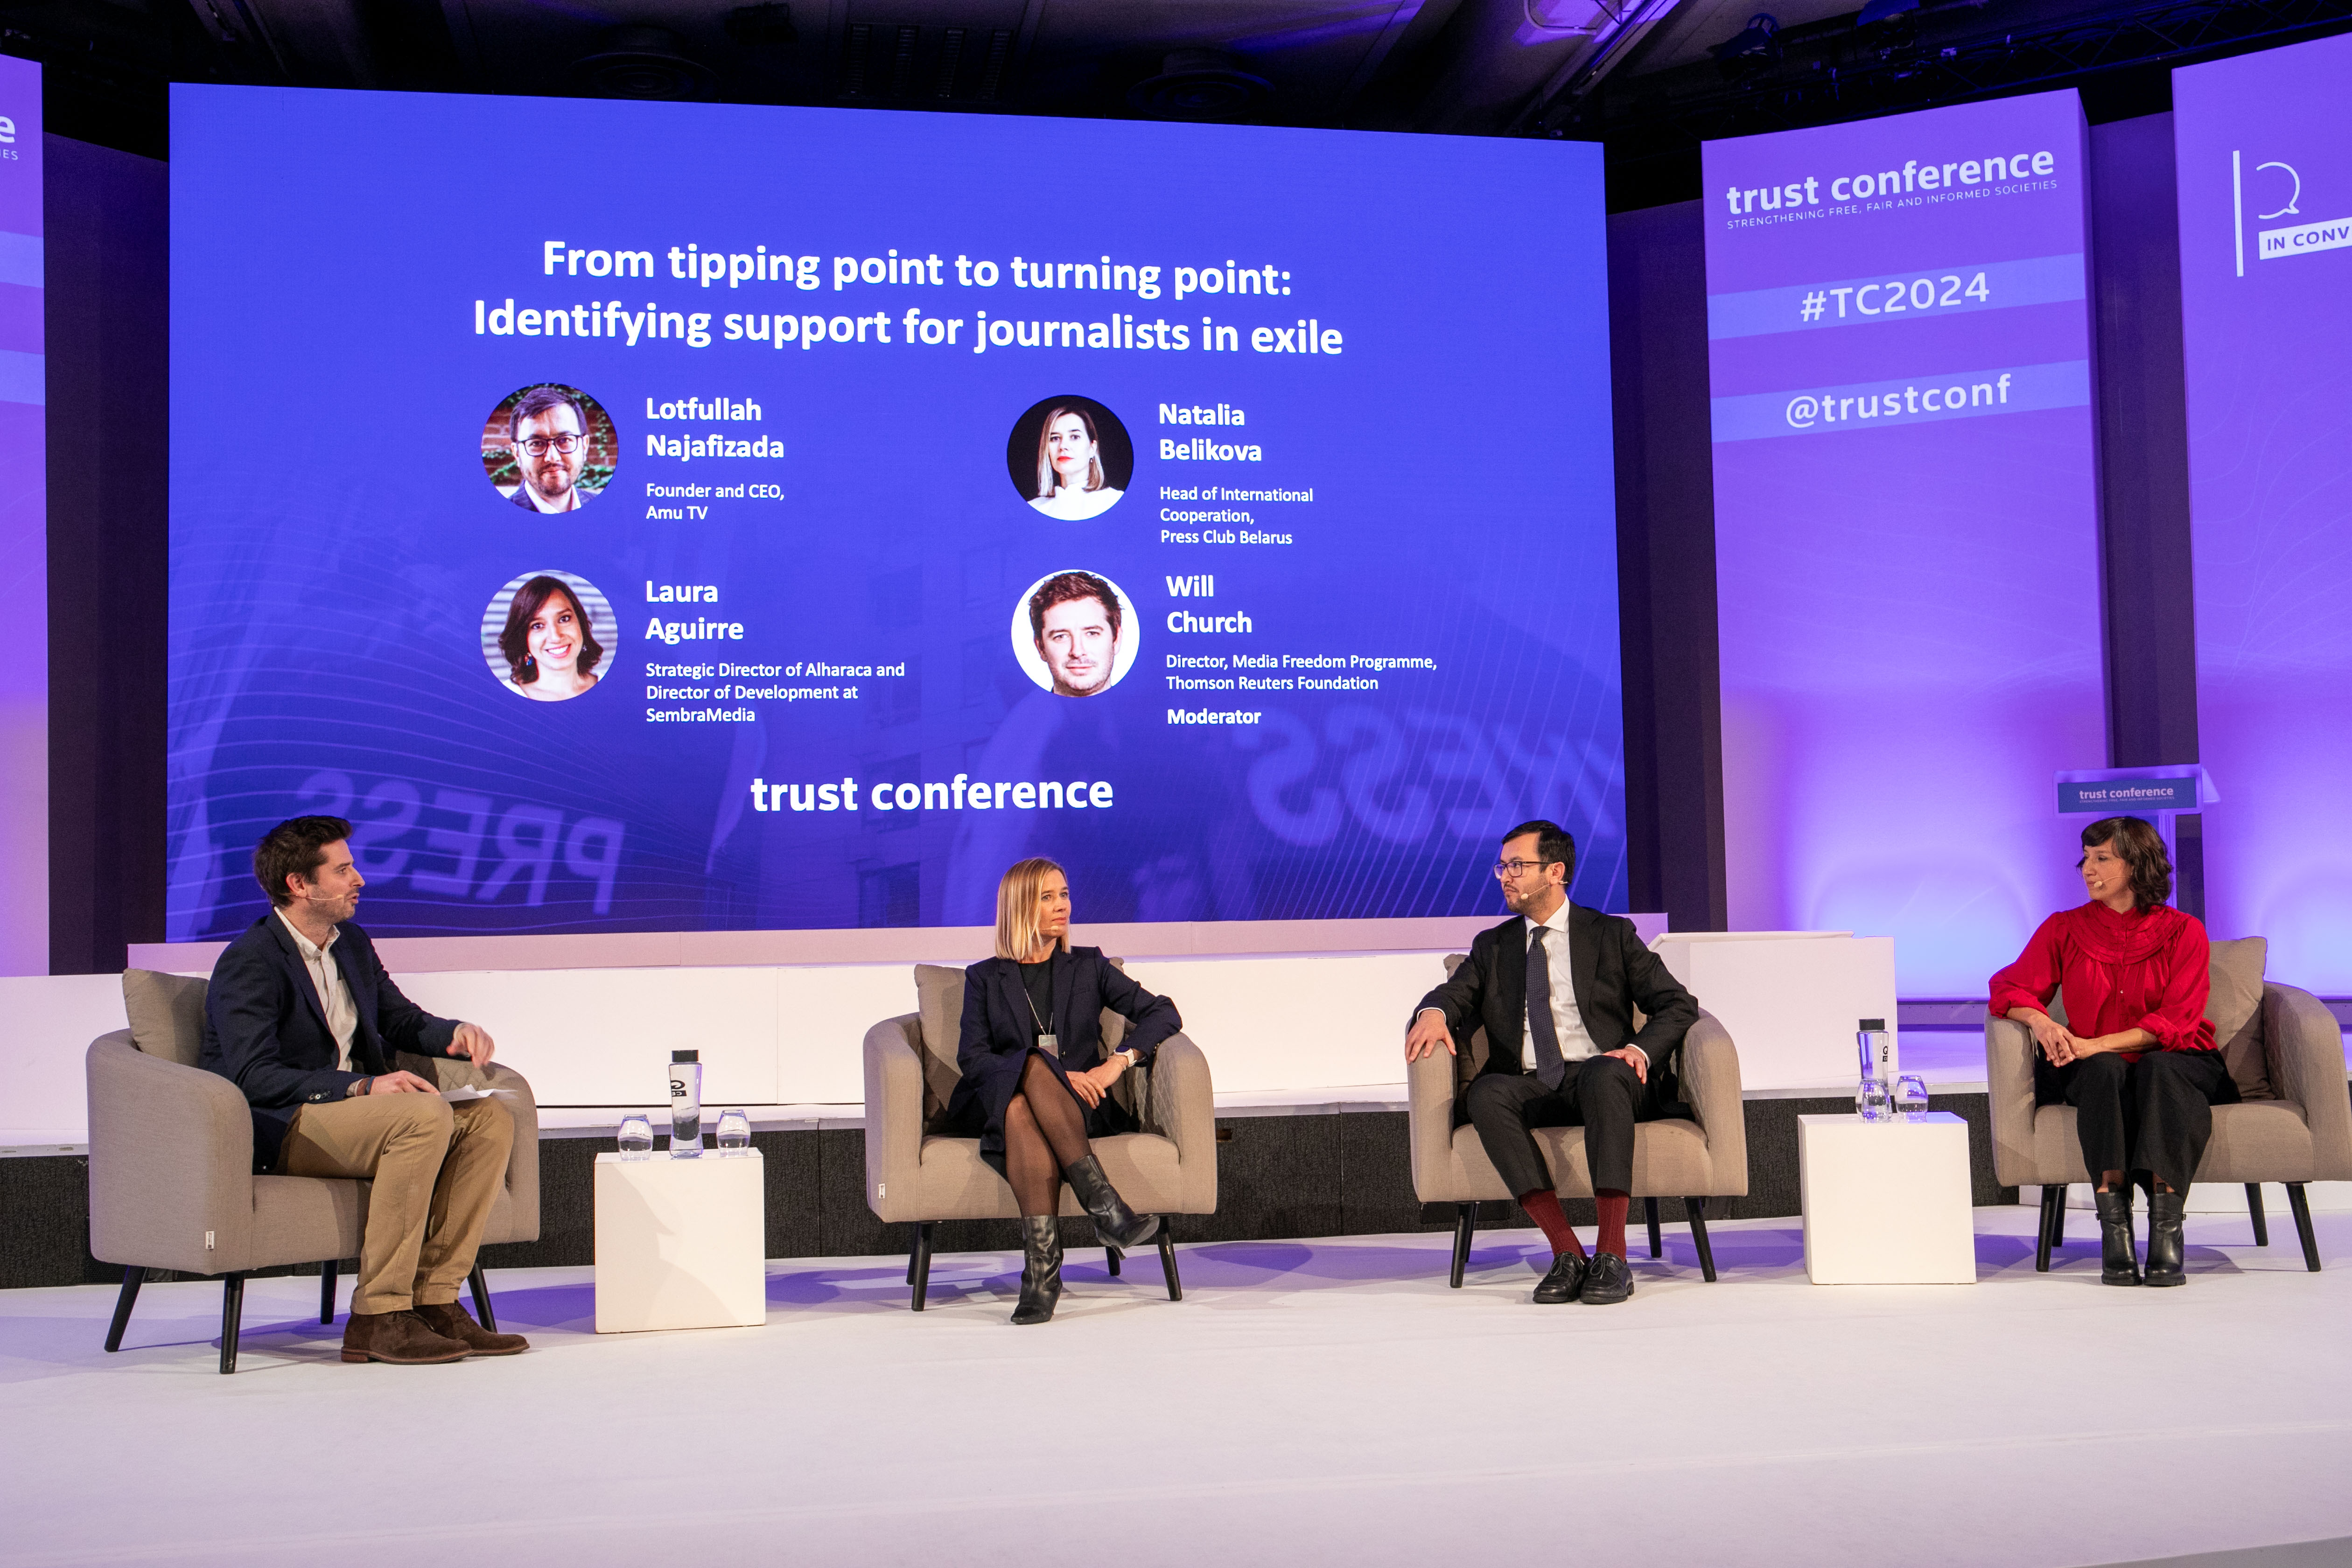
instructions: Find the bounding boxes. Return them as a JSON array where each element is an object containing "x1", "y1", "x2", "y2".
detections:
[{"x1": 2233, "y1": 151, "x2": 2349, "y2": 276}]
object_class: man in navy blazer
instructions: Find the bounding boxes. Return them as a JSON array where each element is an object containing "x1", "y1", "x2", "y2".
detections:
[
  {"x1": 1406, "y1": 819, "x2": 1699, "y2": 1307},
  {"x1": 200, "y1": 815, "x2": 528, "y2": 1365}
]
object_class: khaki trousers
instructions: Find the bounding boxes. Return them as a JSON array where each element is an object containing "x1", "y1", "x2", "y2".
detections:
[{"x1": 281, "y1": 1094, "x2": 514, "y2": 1315}]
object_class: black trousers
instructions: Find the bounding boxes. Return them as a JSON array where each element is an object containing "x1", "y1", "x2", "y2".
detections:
[
  {"x1": 1465, "y1": 1055, "x2": 1640, "y2": 1198},
  {"x1": 2057, "y1": 1049, "x2": 2232, "y2": 1193}
]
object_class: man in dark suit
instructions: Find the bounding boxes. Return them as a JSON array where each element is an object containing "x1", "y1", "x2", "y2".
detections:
[
  {"x1": 1406, "y1": 819, "x2": 1699, "y2": 1306},
  {"x1": 200, "y1": 814, "x2": 529, "y2": 1365}
]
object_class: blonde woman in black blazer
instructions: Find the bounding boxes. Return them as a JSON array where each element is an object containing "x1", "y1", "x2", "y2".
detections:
[{"x1": 945, "y1": 857, "x2": 1181, "y2": 1324}]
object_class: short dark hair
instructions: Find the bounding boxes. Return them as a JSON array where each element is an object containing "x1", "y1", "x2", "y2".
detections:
[
  {"x1": 1028, "y1": 570, "x2": 1121, "y2": 642},
  {"x1": 499, "y1": 575, "x2": 606, "y2": 685},
  {"x1": 254, "y1": 815, "x2": 353, "y2": 908},
  {"x1": 1502, "y1": 819, "x2": 1576, "y2": 882},
  {"x1": 508, "y1": 385, "x2": 587, "y2": 444},
  {"x1": 2079, "y1": 816, "x2": 2171, "y2": 909}
]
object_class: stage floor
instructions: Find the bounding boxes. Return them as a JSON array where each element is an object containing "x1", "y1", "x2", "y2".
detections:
[{"x1": 6, "y1": 1208, "x2": 2351, "y2": 1568}]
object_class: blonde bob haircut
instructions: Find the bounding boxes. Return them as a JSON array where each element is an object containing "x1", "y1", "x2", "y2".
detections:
[
  {"x1": 994, "y1": 857, "x2": 1070, "y2": 961},
  {"x1": 1033, "y1": 405, "x2": 1106, "y2": 498}
]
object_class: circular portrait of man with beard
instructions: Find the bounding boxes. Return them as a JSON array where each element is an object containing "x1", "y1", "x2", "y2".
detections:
[
  {"x1": 482, "y1": 383, "x2": 617, "y2": 513},
  {"x1": 1010, "y1": 568, "x2": 1140, "y2": 698}
]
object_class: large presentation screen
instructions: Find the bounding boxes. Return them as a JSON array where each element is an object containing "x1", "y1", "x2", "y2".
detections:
[
  {"x1": 2175, "y1": 32, "x2": 2352, "y2": 989},
  {"x1": 1702, "y1": 91, "x2": 2104, "y2": 995},
  {"x1": 167, "y1": 88, "x2": 1621, "y2": 940},
  {"x1": 0, "y1": 55, "x2": 42, "y2": 975}
]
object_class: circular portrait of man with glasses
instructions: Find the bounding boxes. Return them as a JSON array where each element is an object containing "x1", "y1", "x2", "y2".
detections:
[{"x1": 481, "y1": 383, "x2": 617, "y2": 513}]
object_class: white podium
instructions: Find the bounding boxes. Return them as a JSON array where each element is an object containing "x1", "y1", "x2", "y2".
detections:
[
  {"x1": 1649, "y1": 932, "x2": 1897, "y2": 1091},
  {"x1": 594, "y1": 1151, "x2": 768, "y2": 1333},
  {"x1": 1799, "y1": 1113, "x2": 1977, "y2": 1285}
]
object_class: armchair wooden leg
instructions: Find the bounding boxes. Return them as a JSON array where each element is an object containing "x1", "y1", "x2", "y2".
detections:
[
  {"x1": 1684, "y1": 1198, "x2": 1718, "y2": 1282},
  {"x1": 320, "y1": 1260, "x2": 338, "y2": 1324},
  {"x1": 1645, "y1": 1196, "x2": 1662, "y2": 1259},
  {"x1": 104, "y1": 1265, "x2": 143, "y2": 1352},
  {"x1": 1449, "y1": 1204, "x2": 1476, "y2": 1289},
  {"x1": 467, "y1": 1264, "x2": 498, "y2": 1333},
  {"x1": 2035, "y1": 1184, "x2": 2065, "y2": 1272},
  {"x1": 2246, "y1": 1184, "x2": 2269, "y2": 1246},
  {"x1": 1156, "y1": 1226, "x2": 1182, "y2": 1302},
  {"x1": 1106, "y1": 1244, "x2": 1123, "y2": 1277},
  {"x1": 219, "y1": 1274, "x2": 246, "y2": 1375},
  {"x1": 910, "y1": 1223, "x2": 935, "y2": 1311},
  {"x1": 2286, "y1": 1183, "x2": 2322, "y2": 1272}
]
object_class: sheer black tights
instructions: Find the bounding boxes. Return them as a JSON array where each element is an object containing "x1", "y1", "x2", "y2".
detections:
[{"x1": 1004, "y1": 1051, "x2": 1092, "y2": 1217}]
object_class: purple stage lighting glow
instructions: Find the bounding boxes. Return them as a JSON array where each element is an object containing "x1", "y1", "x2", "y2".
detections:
[
  {"x1": 2175, "y1": 33, "x2": 2352, "y2": 989},
  {"x1": 0, "y1": 56, "x2": 44, "y2": 976},
  {"x1": 1702, "y1": 91, "x2": 2105, "y2": 995}
]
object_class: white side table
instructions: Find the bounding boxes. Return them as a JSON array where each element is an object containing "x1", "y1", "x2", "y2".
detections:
[
  {"x1": 1799, "y1": 1113, "x2": 1977, "y2": 1284},
  {"x1": 594, "y1": 1151, "x2": 768, "y2": 1332}
]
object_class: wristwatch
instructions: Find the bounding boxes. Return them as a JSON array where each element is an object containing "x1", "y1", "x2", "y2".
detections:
[{"x1": 1116, "y1": 1048, "x2": 1139, "y2": 1069}]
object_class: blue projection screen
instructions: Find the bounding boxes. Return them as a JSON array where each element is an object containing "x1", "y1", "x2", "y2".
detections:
[
  {"x1": 1702, "y1": 91, "x2": 2106, "y2": 996},
  {"x1": 167, "y1": 88, "x2": 1623, "y2": 940},
  {"x1": 2175, "y1": 33, "x2": 2352, "y2": 989}
]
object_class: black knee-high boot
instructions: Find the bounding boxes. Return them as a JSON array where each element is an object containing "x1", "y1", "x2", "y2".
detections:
[
  {"x1": 2144, "y1": 1190, "x2": 2187, "y2": 1287},
  {"x1": 2093, "y1": 1189, "x2": 2140, "y2": 1286},
  {"x1": 1063, "y1": 1154, "x2": 1161, "y2": 1249},
  {"x1": 1012, "y1": 1216, "x2": 1063, "y2": 1325}
]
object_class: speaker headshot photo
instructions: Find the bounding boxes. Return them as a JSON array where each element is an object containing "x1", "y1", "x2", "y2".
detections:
[
  {"x1": 483, "y1": 383, "x2": 617, "y2": 513},
  {"x1": 1011, "y1": 569, "x2": 1138, "y2": 698},
  {"x1": 1007, "y1": 395, "x2": 1132, "y2": 521},
  {"x1": 481, "y1": 570, "x2": 617, "y2": 702}
]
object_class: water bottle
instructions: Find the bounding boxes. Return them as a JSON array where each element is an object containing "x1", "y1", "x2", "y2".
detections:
[
  {"x1": 669, "y1": 1049, "x2": 704, "y2": 1157},
  {"x1": 1855, "y1": 1017, "x2": 1892, "y2": 1122}
]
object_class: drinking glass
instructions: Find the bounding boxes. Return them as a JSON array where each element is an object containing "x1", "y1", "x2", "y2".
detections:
[
  {"x1": 716, "y1": 1108, "x2": 751, "y2": 1154},
  {"x1": 1893, "y1": 1074, "x2": 1931, "y2": 1121},
  {"x1": 617, "y1": 1113, "x2": 654, "y2": 1160},
  {"x1": 1855, "y1": 1077, "x2": 1890, "y2": 1122}
]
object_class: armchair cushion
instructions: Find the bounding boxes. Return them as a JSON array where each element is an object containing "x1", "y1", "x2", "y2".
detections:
[
  {"x1": 122, "y1": 969, "x2": 208, "y2": 1067},
  {"x1": 2206, "y1": 937, "x2": 2272, "y2": 1101}
]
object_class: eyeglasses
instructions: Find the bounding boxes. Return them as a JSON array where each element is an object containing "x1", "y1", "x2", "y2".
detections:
[
  {"x1": 515, "y1": 433, "x2": 586, "y2": 456},
  {"x1": 1492, "y1": 859, "x2": 1555, "y2": 879}
]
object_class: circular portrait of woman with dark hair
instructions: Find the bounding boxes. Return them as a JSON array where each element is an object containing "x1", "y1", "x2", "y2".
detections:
[
  {"x1": 480, "y1": 570, "x2": 618, "y2": 702},
  {"x1": 483, "y1": 383, "x2": 618, "y2": 513},
  {"x1": 1006, "y1": 395, "x2": 1132, "y2": 520}
]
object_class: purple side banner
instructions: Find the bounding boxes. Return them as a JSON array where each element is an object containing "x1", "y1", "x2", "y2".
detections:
[
  {"x1": 2176, "y1": 33, "x2": 2352, "y2": 989},
  {"x1": 0, "y1": 55, "x2": 42, "y2": 976},
  {"x1": 1703, "y1": 91, "x2": 2104, "y2": 996}
]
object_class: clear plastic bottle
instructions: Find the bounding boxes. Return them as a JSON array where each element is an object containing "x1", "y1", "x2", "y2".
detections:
[
  {"x1": 669, "y1": 1049, "x2": 704, "y2": 1157},
  {"x1": 1855, "y1": 1018, "x2": 1892, "y2": 1121}
]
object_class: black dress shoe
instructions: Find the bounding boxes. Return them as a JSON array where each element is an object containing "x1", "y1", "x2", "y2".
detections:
[
  {"x1": 2144, "y1": 1190, "x2": 2188, "y2": 1287},
  {"x1": 1579, "y1": 1251, "x2": 1634, "y2": 1305},
  {"x1": 1532, "y1": 1252, "x2": 1588, "y2": 1304},
  {"x1": 2093, "y1": 1189, "x2": 2142, "y2": 1287}
]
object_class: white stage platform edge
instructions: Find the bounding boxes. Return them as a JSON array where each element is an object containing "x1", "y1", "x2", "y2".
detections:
[{"x1": 8, "y1": 1208, "x2": 2352, "y2": 1568}]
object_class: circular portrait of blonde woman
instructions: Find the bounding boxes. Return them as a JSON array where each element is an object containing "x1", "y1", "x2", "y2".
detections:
[
  {"x1": 1006, "y1": 395, "x2": 1132, "y2": 520},
  {"x1": 481, "y1": 570, "x2": 618, "y2": 702}
]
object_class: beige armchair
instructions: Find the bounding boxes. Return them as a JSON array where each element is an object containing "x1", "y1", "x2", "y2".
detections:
[
  {"x1": 87, "y1": 970, "x2": 540, "y2": 1372},
  {"x1": 862, "y1": 962, "x2": 1217, "y2": 1309},
  {"x1": 1408, "y1": 954, "x2": 1748, "y2": 1286},
  {"x1": 1987, "y1": 937, "x2": 2351, "y2": 1274}
]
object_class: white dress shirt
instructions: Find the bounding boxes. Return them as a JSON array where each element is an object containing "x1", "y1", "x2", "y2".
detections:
[
  {"x1": 1520, "y1": 904, "x2": 1600, "y2": 1071},
  {"x1": 277, "y1": 910, "x2": 359, "y2": 1072}
]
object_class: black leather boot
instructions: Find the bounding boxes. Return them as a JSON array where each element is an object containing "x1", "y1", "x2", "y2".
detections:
[
  {"x1": 2144, "y1": 1190, "x2": 2187, "y2": 1287},
  {"x1": 2093, "y1": 1189, "x2": 2141, "y2": 1286},
  {"x1": 1011, "y1": 1216, "x2": 1063, "y2": 1325},
  {"x1": 1062, "y1": 1154, "x2": 1161, "y2": 1249}
]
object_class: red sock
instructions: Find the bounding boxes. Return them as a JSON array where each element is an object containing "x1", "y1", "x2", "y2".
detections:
[
  {"x1": 1519, "y1": 1190, "x2": 1585, "y2": 1259},
  {"x1": 1595, "y1": 1190, "x2": 1629, "y2": 1260}
]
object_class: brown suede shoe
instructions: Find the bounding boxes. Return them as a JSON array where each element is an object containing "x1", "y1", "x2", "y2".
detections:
[
  {"x1": 415, "y1": 1301, "x2": 530, "y2": 1356},
  {"x1": 341, "y1": 1309, "x2": 470, "y2": 1365}
]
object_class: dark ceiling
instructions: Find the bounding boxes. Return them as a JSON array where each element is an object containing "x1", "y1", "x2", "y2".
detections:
[{"x1": 4, "y1": 0, "x2": 2347, "y2": 209}]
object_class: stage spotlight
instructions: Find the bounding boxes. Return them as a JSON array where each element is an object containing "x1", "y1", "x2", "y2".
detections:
[
  {"x1": 1856, "y1": 0, "x2": 1921, "y2": 27},
  {"x1": 1710, "y1": 13, "x2": 1782, "y2": 72},
  {"x1": 569, "y1": 26, "x2": 719, "y2": 100}
]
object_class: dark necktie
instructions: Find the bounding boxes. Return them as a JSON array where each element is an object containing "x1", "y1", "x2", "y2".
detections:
[{"x1": 1526, "y1": 926, "x2": 1566, "y2": 1090}]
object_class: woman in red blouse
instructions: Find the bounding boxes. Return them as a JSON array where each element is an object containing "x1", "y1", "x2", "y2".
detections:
[{"x1": 1988, "y1": 817, "x2": 2229, "y2": 1287}]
